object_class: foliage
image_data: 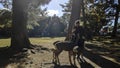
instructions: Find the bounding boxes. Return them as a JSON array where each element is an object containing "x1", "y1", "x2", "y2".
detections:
[
  {"x1": 60, "y1": 0, "x2": 72, "y2": 32},
  {"x1": 28, "y1": 15, "x2": 67, "y2": 37},
  {"x1": 83, "y1": 0, "x2": 106, "y2": 35},
  {"x1": 0, "y1": 9, "x2": 12, "y2": 37},
  {"x1": 0, "y1": 0, "x2": 12, "y2": 28},
  {"x1": 61, "y1": 0, "x2": 120, "y2": 36},
  {"x1": 60, "y1": 0, "x2": 72, "y2": 13},
  {"x1": 27, "y1": 0, "x2": 51, "y2": 29},
  {"x1": 0, "y1": 0, "x2": 51, "y2": 30},
  {"x1": 0, "y1": 0, "x2": 52, "y2": 37},
  {"x1": 0, "y1": 9, "x2": 12, "y2": 27},
  {"x1": 0, "y1": 0, "x2": 12, "y2": 9}
]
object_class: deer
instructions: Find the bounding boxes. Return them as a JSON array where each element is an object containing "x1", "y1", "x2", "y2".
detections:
[{"x1": 52, "y1": 34, "x2": 85, "y2": 66}]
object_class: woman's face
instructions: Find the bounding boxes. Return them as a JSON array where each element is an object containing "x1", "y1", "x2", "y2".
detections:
[{"x1": 76, "y1": 23, "x2": 79, "y2": 26}]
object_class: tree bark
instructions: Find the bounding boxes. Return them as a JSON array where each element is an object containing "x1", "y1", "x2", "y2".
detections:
[
  {"x1": 81, "y1": 0, "x2": 86, "y2": 25},
  {"x1": 65, "y1": 0, "x2": 81, "y2": 40},
  {"x1": 11, "y1": 0, "x2": 31, "y2": 50}
]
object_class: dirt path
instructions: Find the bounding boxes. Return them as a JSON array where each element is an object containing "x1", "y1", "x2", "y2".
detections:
[{"x1": 1, "y1": 41, "x2": 120, "y2": 68}]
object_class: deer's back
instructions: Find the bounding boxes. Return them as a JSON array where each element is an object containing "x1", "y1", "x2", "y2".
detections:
[{"x1": 54, "y1": 41, "x2": 75, "y2": 51}]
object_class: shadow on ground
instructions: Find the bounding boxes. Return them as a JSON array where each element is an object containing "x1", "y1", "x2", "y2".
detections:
[
  {"x1": 0, "y1": 46, "x2": 15, "y2": 67},
  {"x1": 54, "y1": 65, "x2": 78, "y2": 68},
  {"x1": 0, "y1": 45, "x2": 51, "y2": 68},
  {"x1": 52, "y1": 42, "x2": 120, "y2": 68},
  {"x1": 0, "y1": 42, "x2": 120, "y2": 68},
  {"x1": 84, "y1": 42, "x2": 120, "y2": 68}
]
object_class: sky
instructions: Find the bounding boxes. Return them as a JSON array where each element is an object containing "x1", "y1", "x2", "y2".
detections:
[
  {"x1": 43, "y1": 0, "x2": 69, "y2": 17},
  {"x1": 0, "y1": 0, "x2": 69, "y2": 17},
  {"x1": 0, "y1": 3, "x2": 4, "y2": 9}
]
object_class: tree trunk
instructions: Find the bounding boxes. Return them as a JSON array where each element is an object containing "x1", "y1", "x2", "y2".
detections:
[
  {"x1": 11, "y1": 0, "x2": 31, "y2": 50},
  {"x1": 81, "y1": 0, "x2": 86, "y2": 25},
  {"x1": 112, "y1": 4, "x2": 119, "y2": 37},
  {"x1": 65, "y1": 0, "x2": 81, "y2": 40}
]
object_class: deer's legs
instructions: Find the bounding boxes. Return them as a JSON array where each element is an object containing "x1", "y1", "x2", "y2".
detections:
[
  {"x1": 55, "y1": 50, "x2": 62, "y2": 65},
  {"x1": 73, "y1": 53, "x2": 76, "y2": 66},
  {"x1": 52, "y1": 51, "x2": 55, "y2": 63},
  {"x1": 52, "y1": 49, "x2": 57, "y2": 63},
  {"x1": 56, "y1": 55, "x2": 60, "y2": 65},
  {"x1": 69, "y1": 51, "x2": 74, "y2": 65}
]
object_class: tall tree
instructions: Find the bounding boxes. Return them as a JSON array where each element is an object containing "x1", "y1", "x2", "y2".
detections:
[
  {"x1": 11, "y1": 0, "x2": 31, "y2": 50},
  {"x1": 112, "y1": 0, "x2": 120, "y2": 37},
  {"x1": 65, "y1": 0, "x2": 81, "y2": 40},
  {"x1": 81, "y1": 0, "x2": 86, "y2": 25},
  {"x1": 11, "y1": 0, "x2": 51, "y2": 50}
]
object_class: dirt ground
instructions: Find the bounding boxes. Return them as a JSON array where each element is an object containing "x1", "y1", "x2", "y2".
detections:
[{"x1": 1, "y1": 38, "x2": 120, "y2": 68}]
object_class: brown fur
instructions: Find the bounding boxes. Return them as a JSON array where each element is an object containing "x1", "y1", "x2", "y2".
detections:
[{"x1": 52, "y1": 41, "x2": 84, "y2": 65}]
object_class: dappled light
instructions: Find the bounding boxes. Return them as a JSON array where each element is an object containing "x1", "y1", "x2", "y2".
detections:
[{"x1": 0, "y1": 0, "x2": 120, "y2": 68}]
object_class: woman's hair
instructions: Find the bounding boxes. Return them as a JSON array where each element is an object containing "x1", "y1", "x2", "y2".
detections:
[{"x1": 75, "y1": 20, "x2": 80, "y2": 24}]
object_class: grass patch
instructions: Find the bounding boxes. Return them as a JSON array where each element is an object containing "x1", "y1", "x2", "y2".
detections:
[
  {"x1": 0, "y1": 37, "x2": 65, "y2": 47},
  {"x1": 0, "y1": 38, "x2": 11, "y2": 47},
  {"x1": 30, "y1": 37, "x2": 65, "y2": 44}
]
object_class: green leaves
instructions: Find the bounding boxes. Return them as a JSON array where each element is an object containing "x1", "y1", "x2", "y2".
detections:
[
  {"x1": 26, "y1": 0, "x2": 51, "y2": 29},
  {"x1": 0, "y1": 9, "x2": 12, "y2": 27}
]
